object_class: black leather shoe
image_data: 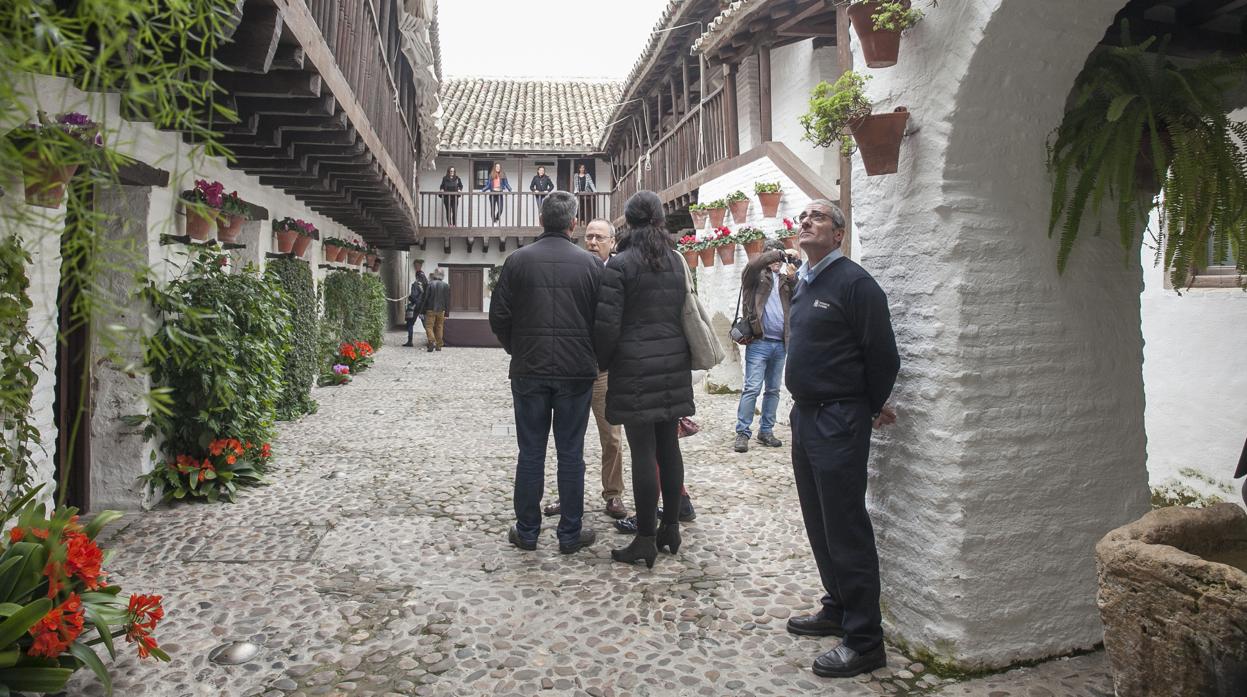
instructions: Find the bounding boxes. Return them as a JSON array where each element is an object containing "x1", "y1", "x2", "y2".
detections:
[
  {"x1": 401, "y1": 342, "x2": 414, "y2": 347},
  {"x1": 812, "y1": 644, "x2": 886, "y2": 678},
  {"x1": 678, "y1": 495, "x2": 696, "y2": 522},
  {"x1": 508, "y1": 526, "x2": 536, "y2": 551},
  {"x1": 786, "y1": 612, "x2": 845, "y2": 637},
  {"x1": 559, "y1": 528, "x2": 596, "y2": 554},
  {"x1": 757, "y1": 432, "x2": 783, "y2": 447},
  {"x1": 734, "y1": 433, "x2": 750, "y2": 452},
  {"x1": 543, "y1": 501, "x2": 561, "y2": 517}
]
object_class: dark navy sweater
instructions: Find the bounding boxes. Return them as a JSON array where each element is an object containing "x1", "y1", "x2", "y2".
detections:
[{"x1": 784, "y1": 256, "x2": 900, "y2": 415}]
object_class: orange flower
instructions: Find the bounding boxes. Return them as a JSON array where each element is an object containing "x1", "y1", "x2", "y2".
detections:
[
  {"x1": 260, "y1": 443, "x2": 272, "y2": 459},
  {"x1": 10, "y1": 527, "x2": 24, "y2": 543},
  {"x1": 226, "y1": 455, "x2": 236, "y2": 465},
  {"x1": 125, "y1": 594, "x2": 164, "y2": 659},
  {"x1": 63, "y1": 531, "x2": 104, "y2": 590},
  {"x1": 28, "y1": 593, "x2": 85, "y2": 658}
]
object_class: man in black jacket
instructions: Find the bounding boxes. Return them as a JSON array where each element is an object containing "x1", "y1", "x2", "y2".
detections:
[
  {"x1": 783, "y1": 200, "x2": 900, "y2": 680},
  {"x1": 489, "y1": 191, "x2": 603, "y2": 554},
  {"x1": 402, "y1": 259, "x2": 429, "y2": 347}
]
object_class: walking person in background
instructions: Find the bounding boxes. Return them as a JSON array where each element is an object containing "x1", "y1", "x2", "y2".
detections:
[
  {"x1": 439, "y1": 166, "x2": 463, "y2": 226},
  {"x1": 482, "y1": 162, "x2": 512, "y2": 224},
  {"x1": 574, "y1": 163, "x2": 596, "y2": 223},
  {"x1": 402, "y1": 259, "x2": 428, "y2": 347},
  {"x1": 734, "y1": 240, "x2": 798, "y2": 452},
  {"x1": 595, "y1": 191, "x2": 692, "y2": 569},
  {"x1": 490, "y1": 191, "x2": 603, "y2": 554},
  {"x1": 529, "y1": 165, "x2": 555, "y2": 216},
  {"x1": 423, "y1": 269, "x2": 450, "y2": 353},
  {"x1": 783, "y1": 200, "x2": 899, "y2": 679}
]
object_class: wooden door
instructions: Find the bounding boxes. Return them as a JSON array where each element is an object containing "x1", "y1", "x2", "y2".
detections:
[{"x1": 449, "y1": 268, "x2": 483, "y2": 312}]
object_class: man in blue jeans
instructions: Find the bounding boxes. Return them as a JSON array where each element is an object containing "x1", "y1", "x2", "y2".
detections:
[
  {"x1": 735, "y1": 241, "x2": 799, "y2": 453},
  {"x1": 489, "y1": 191, "x2": 603, "y2": 554}
]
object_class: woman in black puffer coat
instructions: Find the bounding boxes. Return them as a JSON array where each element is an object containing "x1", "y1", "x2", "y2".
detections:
[{"x1": 595, "y1": 190, "x2": 693, "y2": 568}]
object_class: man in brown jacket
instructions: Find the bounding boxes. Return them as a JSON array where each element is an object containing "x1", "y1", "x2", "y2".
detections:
[{"x1": 734, "y1": 240, "x2": 798, "y2": 453}]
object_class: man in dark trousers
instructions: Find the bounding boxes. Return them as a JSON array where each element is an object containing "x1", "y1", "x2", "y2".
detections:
[
  {"x1": 402, "y1": 259, "x2": 429, "y2": 347},
  {"x1": 783, "y1": 199, "x2": 900, "y2": 679},
  {"x1": 489, "y1": 191, "x2": 603, "y2": 554}
]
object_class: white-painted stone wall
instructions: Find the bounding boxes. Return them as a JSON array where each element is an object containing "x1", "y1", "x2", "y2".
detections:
[
  {"x1": 847, "y1": 0, "x2": 1152, "y2": 670},
  {"x1": 2, "y1": 73, "x2": 389, "y2": 510},
  {"x1": 769, "y1": 41, "x2": 843, "y2": 189}
]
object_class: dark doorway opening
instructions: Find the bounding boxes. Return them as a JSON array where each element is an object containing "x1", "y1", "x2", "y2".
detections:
[{"x1": 53, "y1": 178, "x2": 93, "y2": 512}]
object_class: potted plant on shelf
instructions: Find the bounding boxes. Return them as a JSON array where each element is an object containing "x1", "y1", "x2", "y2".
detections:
[
  {"x1": 366, "y1": 246, "x2": 379, "y2": 267},
  {"x1": 677, "y1": 233, "x2": 702, "y2": 268},
  {"x1": 688, "y1": 202, "x2": 709, "y2": 229},
  {"x1": 322, "y1": 236, "x2": 347, "y2": 263},
  {"x1": 179, "y1": 179, "x2": 224, "y2": 240},
  {"x1": 846, "y1": 1, "x2": 932, "y2": 69},
  {"x1": 346, "y1": 241, "x2": 366, "y2": 266},
  {"x1": 735, "y1": 226, "x2": 767, "y2": 261},
  {"x1": 706, "y1": 199, "x2": 728, "y2": 227},
  {"x1": 696, "y1": 231, "x2": 718, "y2": 267},
  {"x1": 776, "y1": 217, "x2": 798, "y2": 250},
  {"x1": 217, "y1": 191, "x2": 249, "y2": 244},
  {"x1": 726, "y1": 190, "x2": 750, "y2": 223},
  {"x1": 802, "y1": 71, "x2": 909, "y2": 176},
  {"x1": 13, "y1": 111, "x2": 101, "y2": 208},
  {"x1": 754, "y1": 182, "x2": 783, "y2": 217},
  {"x1": 711, "y1": 226, "x2": 736, "y2": 265},
  {"x1": 1047, "y1": 24, "x2": 1247, "y2": 287}
]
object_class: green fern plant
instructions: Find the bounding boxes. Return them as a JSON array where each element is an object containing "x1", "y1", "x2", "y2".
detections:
[
  {"x1": 801, "y1": 71, "x2": 872, "y2": 158},
  {"x1": 1047, "y1": 22, "x2": 1247, "y2": 287}
]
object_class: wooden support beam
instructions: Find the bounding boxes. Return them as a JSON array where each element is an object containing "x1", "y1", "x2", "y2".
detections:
[
  {"x1": 217, "y1": 70, "x2": 322, "y2": 98},
  {"x1": 216, "y1": 4, "x2": 283, "y2": 73},
  {"x1": 759, "y1": 46, "x2": 772, "y2": 142},
  {"x1": 482, "y1": 236, "x2": 491, "y2": 253},
  {"x1": 670, "y1": 77, "x2": 680, "y2": 120},
  {"x1": 681, "y1": 56, "x2": 691, "y2": 115},
  {"x1": 234, "y1": 94, "x2": 336, "y2": 116},
  {"x1": 444, "y1": 237, "x2": 452, "y2": 254},
  {"x1": 270, "y1": 44, "x2": 306, "y2": 71},
  {"x1": 837, "y1": 4, "x2": 853, "y2": 259},
  {"x1": 723, "y1": 63, "x2": 740, "y2": 158}
]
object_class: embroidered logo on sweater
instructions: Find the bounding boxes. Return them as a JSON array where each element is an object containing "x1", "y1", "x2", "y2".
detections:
[{"x1": 813, "y1": 300, "x2": 830, "y2": 309}]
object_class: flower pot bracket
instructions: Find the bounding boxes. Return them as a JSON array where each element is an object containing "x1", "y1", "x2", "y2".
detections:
[{"x1": 159, "y1": 234, "x2": 246, "y2": 250}]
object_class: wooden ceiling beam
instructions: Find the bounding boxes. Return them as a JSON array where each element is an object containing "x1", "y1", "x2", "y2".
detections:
[{"x1": 216, "y1": 3, "x2": 283, "y2": 73}]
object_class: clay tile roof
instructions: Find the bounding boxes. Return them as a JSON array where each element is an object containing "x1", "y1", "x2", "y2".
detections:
[
  {"x1": 692, "y1": 0, "x2": 763, "y2": 55},
  {"x1": 438, "y1": 78, "x2": 623, "y2": 153}
]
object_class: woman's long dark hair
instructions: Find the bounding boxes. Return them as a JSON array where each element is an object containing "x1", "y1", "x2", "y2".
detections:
[{"x1": 619, "y1": 190, "x2": 671, "y2": 271}]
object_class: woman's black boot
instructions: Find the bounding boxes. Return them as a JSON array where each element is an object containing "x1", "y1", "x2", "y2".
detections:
[
  {"x1": 656, "y1": 523, "x2": 681, "y2": 554},
  {"x1": 611, "y1": 535, "x2": 658, "y2": 568}
]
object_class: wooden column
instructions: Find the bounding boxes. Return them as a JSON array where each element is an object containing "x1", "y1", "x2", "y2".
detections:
[
  {"x1": 836, "y1": 5, "x2": 853, "y2": 259},
  {"x1": 681, "y1": 56, "x2": 691, "y2": 114},
  {"x1": 723, "y1": 63, "x2": 740, "y2": 158},
  {"x1": 669, "y1": 78, "x2": 680, "y2": 120},
  {"x1": 758, "y1": 46, "x2": 773, "y2": 142}
]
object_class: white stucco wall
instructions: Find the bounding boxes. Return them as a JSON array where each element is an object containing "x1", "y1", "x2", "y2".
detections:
[
  {"x1": 769, "y1": 40, "x2": 843, "y2": 187},
  {"x1": 846, "y1": 0, "x2": 1152, "y2": 670}
]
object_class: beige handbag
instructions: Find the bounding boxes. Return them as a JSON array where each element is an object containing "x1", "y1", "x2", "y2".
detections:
[{"x1": 676, "y1": 252, "x2": 725, "y2": 370}]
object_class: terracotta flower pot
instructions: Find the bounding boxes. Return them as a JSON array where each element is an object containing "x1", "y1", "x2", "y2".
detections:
[
  {"x1": 728, "y1": 199, "x2": 749, "y2": 224},
  {"x1": 691, "y1": 210, "x2": 709, "y2": 229},
  {"x1": 849, "y1": 108, "x2": 910, "y2": 176},
  {"x1": 185, "y1": 208, "x2": 216, "y2": 240},
  {"x1": 708, "y1": 207, "x2": 728, "y2": 228},
  {"x1": 847, "y1": 0, "x2": 907, "y2": 69},
  {"x1": 347, "y1": 250, "x2": 365, "y2": 265},
  {"x1": 780, "y1": 236, "x2": 797, "y2": 250},
  {"x1": 716, "y1": 244, "x2": 736, "y2": 265},
  {"x1": 758, "y1": 191, "x2": 782, "y2": 218},
  {"x1": 323, "y1": 243, "x2": 341, "y2": 262},
  {"x1": 698, "y1": 247, "x2": 717, "y2": 267},
  {"x1": 275, "y1": 229, "x2": 298, "y2": 254},
  {"x1": 366, "y1": 253, "x2": 378, "y2": 266},
  {"x1": 743, "y1": 239, "x2": 765, "y2": 261},
  {"x1": 217, "y1": 214, "x2": 245, "y2": 244},
  {"x1": 291, "y1": 234, "x2": 313, "y2": 258},
  {"x1": 682, "y1": 250, "x2": 699, "y2": 268},
  {"x1": 21, "y1": 154, "x2": 78, "y2": 209}
]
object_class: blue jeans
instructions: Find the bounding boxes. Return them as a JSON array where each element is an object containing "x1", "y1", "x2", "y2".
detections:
[
  {"x1": 735, "y1": 338, "x2": 786, "y2": 438},
  {"x1": 511, "y1": 377, "x2": 594, "y2": 546}
]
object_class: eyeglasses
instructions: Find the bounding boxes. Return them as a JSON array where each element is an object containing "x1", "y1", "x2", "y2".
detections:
[
  {"x1": 584, "y1": 234, "x2": 613, "y2": 242},
  {"x1": 797, "y1": 211, "x2": 833, "y2": 224}
]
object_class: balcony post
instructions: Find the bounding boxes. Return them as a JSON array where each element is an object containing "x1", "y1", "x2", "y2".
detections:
[
  {"x1": 723, "y1": 63, "x2": 740, "y2": 158},
  {"x1": 758, "y1": 46, "x2": 772, "y2": 142}
]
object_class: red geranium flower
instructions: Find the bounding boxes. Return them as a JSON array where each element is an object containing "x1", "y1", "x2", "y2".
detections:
[{"x1": 28, "y1": 593, "x2": 85, "y2": 658}]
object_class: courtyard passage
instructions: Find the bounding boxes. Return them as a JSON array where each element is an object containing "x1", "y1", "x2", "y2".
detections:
[{"x1": 76, "y1": 334, "x2": 1112, "y2": 697}]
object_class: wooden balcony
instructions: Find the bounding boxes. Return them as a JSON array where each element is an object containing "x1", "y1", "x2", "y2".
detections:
[
  {"x1": 417, "y1": 191, "x2": 612, "y2": 250},
  {"x1": 193, "y1": 0, "x2": 424, "y2": 247}
]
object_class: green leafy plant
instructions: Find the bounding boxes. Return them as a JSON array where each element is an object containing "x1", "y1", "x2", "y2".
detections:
[
  {"x1": 322, "y1": 271, "x2": 387, "y2": 351},
  {"x1": 274, "y1": 218, "x2": 317, "y2": 237},
  {"x1": 852, "y1": 0, "x2": 932, "y2": 32},
  {"x1": 801, "y1": 71, "x2": 872, "y2": 157},
  {"x1": 265, "y1": 259, "x2": 319, "y2": 420},
  {"x1": 677, "y1": 234, "x2": 705, "y2": 252},
  {"x1": 688, "y1": 202, "x2": 707, "y2": 212},
  {"x1": 725, "y1": 190, "x2": 747, "y2": 203},
  {"x1": 1047, "y1": 23, "x2": 1247, "y2": 286},
  {"x1": 142, "y1": 251, "x2": 291, "y2": 459},
  {"x1": 733, "y1": 226, "x2": 766, "y2": 243},
  {"x1": 0, "y1": 235, "x2": 43, "y2": 504},
  {"x1": 138, "y1": 437, "x2": 270, "y2": 503},
  {"x1": 219, "y1": 191, "x2": 249, "y2": 218},
  {"x1": 753, "y1": 181, "x2": 782, "y2": 194},
  {"x1": 0, "y1": 486, "x2": 169, "y2": 696},
  {"x1": 704, "y1": 199, "x2": 727, "y2": 210}
]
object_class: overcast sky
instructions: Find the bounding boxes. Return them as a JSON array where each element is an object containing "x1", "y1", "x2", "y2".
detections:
[{"x1": 438, "y1": 0, "x2": 674, "y2": 79}]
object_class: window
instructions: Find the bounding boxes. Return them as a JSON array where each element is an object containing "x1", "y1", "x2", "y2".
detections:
[{"x1": 1188, "y1": 228, "x2": 1243, "y2": 288}]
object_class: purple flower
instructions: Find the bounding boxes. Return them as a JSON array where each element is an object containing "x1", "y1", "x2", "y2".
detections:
[
  {"x1": 333, "y1": 364, "x2": 350, "y2": 375},
  {"x1": 58, "y1": 112, "x2": 92, "y2": 126}
]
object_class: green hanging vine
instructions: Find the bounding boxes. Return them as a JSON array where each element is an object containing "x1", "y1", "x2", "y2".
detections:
[
  {"x1": 266, "y1": 258, "x2": 319, "y2": 420},
  {"x1": 0, "y1": 235, "x2": 43, "y2": 504}
]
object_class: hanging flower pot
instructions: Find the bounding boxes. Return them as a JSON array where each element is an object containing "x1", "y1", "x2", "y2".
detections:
[
  {"x1": 217, "y1": 214, "x2": 245, "y2": 244},
  {"x1": 758, "y1": 192, "x2": 782, "y2": 218},
  {"x1": 347, "y1": 250, "x2": 365, "y2": 266},
  {"x1": 366, "y1": 253, "x2": 378, "y2": 266},
  {"x1": 708, "y1": 205, "x2": 728, "y2": 228},
  {"x1": 698, "y1": 247, "x2": 717, "y2": 267},
  {"x1": 184, "y1": 208, "x2": 216, "y2": 240},
  {"x1": 728, "y1": 198, "x2": 750, "y2": 223},
  {"x1": 682, "y1": 249, "x2": 699, "y2": 268},
  {"x1": 849, "y1": 108, "x2": 910, "y2": 176},
  {"x1": 21, "y1": 155, "x2": 79, "y2": 208},
  {"x1": 275, "y1": 229, "x2": 298, "y2": 254},
  {"x1": 691, "y1": 209, "x2": 709, "y2": 229},
  {"x1": 716, "y1": 244, "x2": 736, "y2": 265},
  {"x1": 743, "y1": 239, "x2": 765, "y2": 261},
  {"x1": 847, "y1": 1, "x2": 908, "y2": 69},
  {"x1": 780, "y1": 235, "x2": 797, "y2": 251},
  {"x1": 292, "y1": 234, "x2": 314, "y2": 258}
]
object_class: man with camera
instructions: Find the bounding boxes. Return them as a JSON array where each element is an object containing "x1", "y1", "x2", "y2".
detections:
[{"x1": 733, "y1": 240, "x2": 799, "y2": 453}]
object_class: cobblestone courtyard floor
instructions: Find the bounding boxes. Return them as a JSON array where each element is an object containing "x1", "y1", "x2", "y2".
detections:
[{"x1": 71, "y1": 334, "x2": 1115, "y2": 697}]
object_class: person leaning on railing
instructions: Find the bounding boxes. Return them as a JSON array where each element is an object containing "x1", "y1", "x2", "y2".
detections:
[
  {"x1": 574, "y1": 163, "x2": 596, "y2": 222},
  {"x1": 439, "y1": 166, "x2": 463, "y2": 226},
  {"x1": 481, "y1": 162, "x2": 512, "y2": 224},
  {"x1": 529, "y1": 165, "x2": 554, "y2": 212}
]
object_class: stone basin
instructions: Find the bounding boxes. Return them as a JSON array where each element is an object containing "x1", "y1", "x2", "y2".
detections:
[{"x1": 1096, "y1": 503, "x2": 1247, "y2": 696}]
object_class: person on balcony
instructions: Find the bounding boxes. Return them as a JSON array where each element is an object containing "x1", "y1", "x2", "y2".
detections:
[
  {"x1": 481, "y1": 162, "x2": 512, "y2": 224},
  {"x1": 438, "y1": 166, "x2": 463, "y2": 226},
  {"x1": 734, "y1": 240, "x2": 799, "y2": 453},
  {"x1": 529, "y1": 165, "x2": 554, "y2": 215},
  {"x1": 489, "y1": 191, "x2": 603, "y2": 555},
  {"x1": 574, "y1": 163, "x2": 596, "y2": 222},
  {"x1": 423, "y1": 269, "x2": 450, "y2": 353}
]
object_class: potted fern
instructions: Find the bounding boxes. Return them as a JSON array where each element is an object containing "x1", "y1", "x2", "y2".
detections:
[
  {"x1": 846, "y1": 1, "x2": 933, "y2": 68},
  {"x1": 705, "y1": 199, "x2": 729, "y2": 228},
  {"x1": 755, "y1": 182, "x2": 783, "y2": 217},
  {"x1": 689, "y1": 202, "x2": 709, "y2": 230},
  {"x1": 726, "y1": 190, "x2": 750, "y2": 223},
  {"x1": 1047, "y1": 24, "x2": 1247, "y2": 287},
  {"x1": 801, "y1": 71, "x2": 909, "y2": 176}
]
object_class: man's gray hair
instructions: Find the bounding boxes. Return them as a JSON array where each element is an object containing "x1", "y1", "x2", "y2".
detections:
[
  {"x1": 540, "y1": 191, "x2": 578, "y2": 233},
  {"x1": 430, "y1": 269, "x2": 444, "y2": 280},
  {"x1": 586, "y1": 219, "x2": 615, "y2": 237},
  {"x1": 809, "y1": 198, "x2": 846, "y2": 230}
]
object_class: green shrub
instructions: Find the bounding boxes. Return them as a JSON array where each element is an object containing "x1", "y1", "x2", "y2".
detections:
[
  {"x1": 322, "y1": 270, "x2": 387, "y2": 348},
  {"x1": 265, "y1": 258, "x2": 318, "y2": 420},
  {"x1": 143, "y1": 253, "x2": 291, "y2": 459}
]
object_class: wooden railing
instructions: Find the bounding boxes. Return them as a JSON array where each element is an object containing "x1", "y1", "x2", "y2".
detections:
[
  {"x1": 611, "y1": 87, "x2": 729, "y2": 216},
  {"x1": 304, "y1": 0, "x2": 418, "y2": 205},
  {"x1": 418, "y1": 192, "x2": 613, "y2": 231}
]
